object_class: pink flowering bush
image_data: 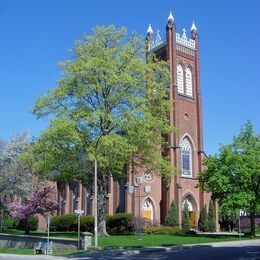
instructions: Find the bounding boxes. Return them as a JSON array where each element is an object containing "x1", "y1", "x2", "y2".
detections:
[{"x1": 8, "y1": 186, "x2": 58, "y2": 234}]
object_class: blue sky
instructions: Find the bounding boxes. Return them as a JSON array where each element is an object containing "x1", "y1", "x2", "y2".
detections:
[{"x1": 0, "y1": 0, "x2": 259, "y2": 155}]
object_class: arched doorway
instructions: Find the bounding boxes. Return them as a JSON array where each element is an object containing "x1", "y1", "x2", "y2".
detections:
[
  {"x1": 182, "y1": 195, "x2": 197, "y2": 228},
  {"x1": 143, "y1": 198, "x2": 154, "y2": 221}
]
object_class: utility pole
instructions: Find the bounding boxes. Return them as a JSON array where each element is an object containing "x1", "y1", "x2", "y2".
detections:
[{"x1": 94, "y1": 159, "x2": 98, "y2": 249}]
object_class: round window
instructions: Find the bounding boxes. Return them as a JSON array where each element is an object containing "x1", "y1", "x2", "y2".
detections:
[{"x1": 144, "y1": 170, "x2": 153, "y2": 181}]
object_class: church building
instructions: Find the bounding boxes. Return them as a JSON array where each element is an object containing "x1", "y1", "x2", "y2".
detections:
[{"x1": 55, "y1": 12, "x2": 218, "y2": 229}]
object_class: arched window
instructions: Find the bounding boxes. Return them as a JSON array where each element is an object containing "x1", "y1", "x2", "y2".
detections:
[
  {"x1": 185, "y1": 67, "x2": 193, "y2": 97},
  {"x1": 59, "y1": 184, "x2": 66, "y2": 215},
  {"x1": 86, "y1": 188, "x2": 92, "y2": 215},
  {"x1": 143, "y1": 198, "x2": 154, "y2": 220},
  {"x1": 180, "y1": 137, "x2": 192, "y2": 177},
  {"x1": 177, "y1": 64, "x2": 184, "y2": 94},
  {"x1": 72, "y1": 183, "x2": 79, "y2": 211},
  {"x1": 182, "y1": 197, "x2": 193, "y2": 211}
]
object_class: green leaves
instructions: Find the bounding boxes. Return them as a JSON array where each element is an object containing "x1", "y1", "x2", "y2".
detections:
[
  {"x1": 29, "y1": 25, "x2": 175, "y2": 184},
  {"x1": 28, "y1": 118, "x2": 87, "y2": 182},
  {"x1": 198, "y1": 121, "x2": 260, "y2": 235}
]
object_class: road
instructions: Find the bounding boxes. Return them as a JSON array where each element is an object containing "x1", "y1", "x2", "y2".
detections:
[{"x1": 0, "y1": 239, "x2": 259, "y2": 260}]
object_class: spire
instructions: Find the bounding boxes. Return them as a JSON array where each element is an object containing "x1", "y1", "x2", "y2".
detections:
[
  {"x1": 147, "y1": 24, "x2": 153, "y2": 35},
  {"x1": 191, "y1": 21, "x2": 197, "y2": 31},
  {"x1": 168, "y1": 11, "x2": 174, "y2": 22}
]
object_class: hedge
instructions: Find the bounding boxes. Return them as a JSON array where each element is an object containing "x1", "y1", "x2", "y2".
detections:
[
  {"x1": 106, "y1": 213, "x2": 134, "y2": 235},
  {"x1": 145, "y1": 226, "x2": 183, "y2": 235},
  {"x1": 50, "y1": 213, "x2": 133, "y2": 234},
  {"x1": 4, "y1": 216, "x2": 39, "y2": 231}
]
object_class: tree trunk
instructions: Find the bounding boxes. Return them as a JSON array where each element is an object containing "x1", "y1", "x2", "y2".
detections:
[
  {"x1": 22, "y1": 219, "x2": 30, "y2": 235},
  {"x1": 250, "y1": 211, "x2": 256, "y2": 237},
  {"x1": 97, "y1": 173, "x2": 109, "y2": 236},
  {"x1": 0, "y1": 208, "x2": 4, "y2": 233}
]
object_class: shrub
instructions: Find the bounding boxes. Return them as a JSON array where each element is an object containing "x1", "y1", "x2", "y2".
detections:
[
  {"x1": 50, "y1": 214, "x2": 94, "y2": 232},
  {"x1": 80, "y1": 215, "x2": 94, "y2": 232},
  {"x1": 49, "y1": 215, "x2": 59, "y2": 231},
  {"x1": 59, "y1": 214, "x2": 77, "y2": 231},
  {"x1": 165, "y1": 201, "x2": 179, "y2": 226},
  {"x1": 106, "y1": 213, "x2": 134, "y2": 235},
  {"x1": 4, "y1": 215, "x2": 38, "y2": 231},
  {"x1": 198, "y1": 206, "x2": 208, "y2": 232},
  {"x1": 4, "y1": 216, "x2": 19, "y2": 229},
  {"x1": 27, "y1": 216, "x2": 39, "y2": 231},
  {"x1": 16, "y1": 216, "x2": 39, "y2": 231},
  {"x1": 50, "y1": 213, "x2": 133, "y2": 234},
  {"x1": 181, "y1": 201, "x2": 191, "y2": 232},
  {"x1": 208, "y1": 201, "x2": 216, "y2": 232},
  {"x1": 145, "y1": 226, "x2": 183, "y2": 235},
  {"x1": 50, "y1": 214, "x2": 77, "y2": 231}
]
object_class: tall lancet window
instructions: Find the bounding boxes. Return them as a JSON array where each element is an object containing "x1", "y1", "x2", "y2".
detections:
[
  {"x1": 181, "y1": 137, "x2": 192, "y2": 177},
  {"x1": 177, "y1": 64, "x2": 184, "y2": 94},
  {"x1": 185, "y1": 67, "x2": 193, "y2": 97},
  {"x1": 72, "y1": 183, "x2": 79, "y2": 211}
]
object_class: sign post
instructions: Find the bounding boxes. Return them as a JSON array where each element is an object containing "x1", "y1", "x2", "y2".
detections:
[
  {"x1": 74, "y1": 210, "x2": 84, "y2": 251},
  {"x1": 239, "y1": 210, "x2": 246, "y2": 240},
  {"x1": 45, "y1": 215, "x2": 51, "y2": 255}
]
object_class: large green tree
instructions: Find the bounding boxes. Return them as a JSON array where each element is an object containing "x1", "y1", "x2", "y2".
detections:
[
  {"x1": 28, "y1": 25, "x2": 175, "y2": 235},
  {"x1": 198, "y1": 121, "x2": 260, "y2": 237}
]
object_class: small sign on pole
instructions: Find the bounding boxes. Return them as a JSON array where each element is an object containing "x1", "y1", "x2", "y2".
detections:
[
  {"x1": 238, "y1": 210, "x2": 246, "y2": 240},
  {"x1": 74, "y1": 209, "x2": 84, "y2": 217},
  {"x1": 74, "y1": 210, "x2": 84, "y2": 251}
]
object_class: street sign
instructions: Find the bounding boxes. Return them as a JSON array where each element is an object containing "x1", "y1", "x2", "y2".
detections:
[
  {"x1": 74, "y1": 210, "x2": 84, "y2": 217},
  {"x1": 240, "y1": 210, "x2": 248, "y2": 217}
]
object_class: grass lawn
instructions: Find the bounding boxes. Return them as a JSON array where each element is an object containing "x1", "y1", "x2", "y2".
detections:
[
  {"x1": 0, "y1": 248, "x2": 33, "y2": 255},
  {"x1": 98, "y1": 234, "x2": 244, "y2": 248},
  {"x1": 241, "y1": 226, "x2": 260, "y2": 235}
]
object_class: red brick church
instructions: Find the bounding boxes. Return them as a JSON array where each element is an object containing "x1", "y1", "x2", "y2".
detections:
[{"x1": 53, "y1": 12, "x2": 218, "y2": 229}]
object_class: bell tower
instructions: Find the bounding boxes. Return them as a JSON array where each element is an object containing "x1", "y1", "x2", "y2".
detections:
[{"x1": 146, "y1": 11, "x2": 216, "y2": 227}]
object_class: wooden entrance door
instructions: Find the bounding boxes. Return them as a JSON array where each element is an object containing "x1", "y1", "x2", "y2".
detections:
[{"x1": 190, "y1": 212, "x2": 196, "y2": 227}]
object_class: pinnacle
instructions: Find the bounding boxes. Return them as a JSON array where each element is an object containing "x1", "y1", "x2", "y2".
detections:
[
  {"x1": 191, "y1": 21, "x2": 197, "y2": 31},
  {"x1": 147, "y1": 24, "x2": 153, "y2": 34},
  {"x1": 168, "y1": 11, "x2": 174, "y2": 22}
]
